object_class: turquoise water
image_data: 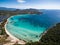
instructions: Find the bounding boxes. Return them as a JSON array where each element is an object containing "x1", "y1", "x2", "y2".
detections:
[{"x1": 6, "y1": 10, "x2": 60, "y2": 42}]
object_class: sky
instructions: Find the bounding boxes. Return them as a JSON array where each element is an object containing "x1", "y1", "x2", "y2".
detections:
[{"x1": 0, "y1": 0, "x2": 60, "y2": 9}]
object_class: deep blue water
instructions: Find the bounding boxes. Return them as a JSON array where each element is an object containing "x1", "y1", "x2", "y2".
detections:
[{"x1": 6, "y1": 10, "x2": 60, "y2": 42}]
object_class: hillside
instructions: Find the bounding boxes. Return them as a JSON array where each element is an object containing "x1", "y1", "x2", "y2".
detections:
[{"x1": 0, "y1": 7, "x2": 42, "y2": 15}]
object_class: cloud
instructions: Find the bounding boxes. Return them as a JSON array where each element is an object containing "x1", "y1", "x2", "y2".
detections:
[{"x1": 17, "y1": 0, "x2": 26, "y2": 3}]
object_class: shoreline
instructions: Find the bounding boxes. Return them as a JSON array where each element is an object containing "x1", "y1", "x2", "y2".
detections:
[{"x1": 5, "y1": 22, "x2": 26, "y2": 44}]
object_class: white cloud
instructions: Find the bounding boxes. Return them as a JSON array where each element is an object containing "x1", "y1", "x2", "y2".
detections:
[{"x1": 17, "y1": 0, "x2": 26, "y2": 3}]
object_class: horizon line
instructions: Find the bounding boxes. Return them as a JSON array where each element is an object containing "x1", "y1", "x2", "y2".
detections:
[{"x1": 0, "y1": 6, "x2": 60, "y2": 10}]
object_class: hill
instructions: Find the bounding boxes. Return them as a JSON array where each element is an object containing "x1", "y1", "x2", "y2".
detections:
[{"x1": 0, "y1": 7, "x2": 16, "y2": 11}]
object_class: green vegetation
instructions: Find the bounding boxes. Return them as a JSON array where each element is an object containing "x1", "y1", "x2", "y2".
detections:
[
  {"x1": 0, "y1": 19, "x2": 7, "y2": 35},
  {"x1": 40, "y1": 23, "x2": 60, "y2": 45},
  {"x1": 0, "y1": 19, "x2": 9, "y2": 44}
]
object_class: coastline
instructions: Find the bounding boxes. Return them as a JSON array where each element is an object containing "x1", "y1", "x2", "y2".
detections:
[{"x1": 4, "y1": 21, "x2": 26, "y2": 44}]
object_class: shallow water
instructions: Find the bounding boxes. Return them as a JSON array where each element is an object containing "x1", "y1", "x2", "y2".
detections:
[{"x1": 6, "y1": 10, "x2": 60, "y2": 42}]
